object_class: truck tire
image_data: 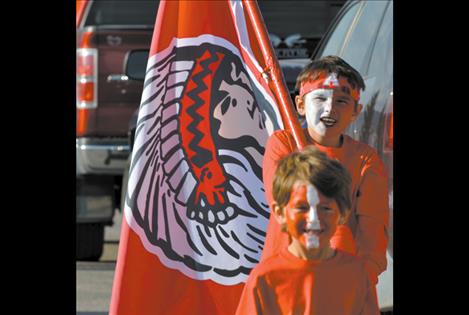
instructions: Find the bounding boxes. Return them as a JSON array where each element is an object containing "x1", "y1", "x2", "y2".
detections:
[
  {"x1": 76, "y1": 223, "x2": 104, "y2": 261},
  {"x1": 120, "y1": 155, "x2": 131, "y2": 213}
]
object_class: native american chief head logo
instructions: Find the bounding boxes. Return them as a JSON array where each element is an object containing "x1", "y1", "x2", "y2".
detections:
[{"x1": 124, "y1": 38, "x2": 281, "y2": 285}]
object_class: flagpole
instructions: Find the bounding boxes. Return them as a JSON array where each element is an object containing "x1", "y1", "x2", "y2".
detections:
[{"x1": 243, "y1": 0, "x2": 307, "y2": 150}]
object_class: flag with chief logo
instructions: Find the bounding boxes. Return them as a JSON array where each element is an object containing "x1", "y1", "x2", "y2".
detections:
[{"x1": 109, "y1": 1, "x2": 292, "y2": 314}]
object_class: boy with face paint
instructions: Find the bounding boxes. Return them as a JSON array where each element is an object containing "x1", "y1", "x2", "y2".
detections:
[
  {"x1": 236, "y1": 147, "x2": 379, "y2": 315},
  {"x1": 261, "y1": 56, "x2": 389, "y2": 286}
]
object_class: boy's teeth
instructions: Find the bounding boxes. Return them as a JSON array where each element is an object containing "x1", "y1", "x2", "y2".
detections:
[{"x1": 320, "y1": 117, "x2": 336, "y2": 126}]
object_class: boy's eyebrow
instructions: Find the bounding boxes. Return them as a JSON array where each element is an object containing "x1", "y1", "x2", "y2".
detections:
[
  {"x1": 339, "y1": 86, "x2": 351, "y2": 94},
  {"x1": 295, "y1": 199, "x2": 309, "y2": 204},
  {"x1": 310, "y1": 89, "x2": 327, "y2": 94}
]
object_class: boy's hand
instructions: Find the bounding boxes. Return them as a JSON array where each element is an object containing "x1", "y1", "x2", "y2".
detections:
[
  {"x1": 330, "y1": 224, "x2": 356, "y2": 255},
  {"x1": 364, "y1": 261, "x2": 379, "y2": 285}
]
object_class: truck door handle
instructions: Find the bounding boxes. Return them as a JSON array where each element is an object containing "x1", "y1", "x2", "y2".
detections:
[{"x1": 106, "y1": 74, "x2": 129, "y2": 82}]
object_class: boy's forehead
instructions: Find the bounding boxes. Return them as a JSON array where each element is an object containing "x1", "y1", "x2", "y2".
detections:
[
  {"x1": 307, "y1": 86, "x2": 353, "y2": 98},
  {"x1": 292, "y1": 181, "x2": 308, "y2": 191},
  {"x1": 290, "y1": 182, "x2": 318, "y2": 197},
  {"x1": 292, "y1": 180, "x2": 311, "y2": 189},
  {"x1": 289, "y1": 181, "x2": 308, "y2": 196},
  {"x1": 300, "y1": 72, "x2": 359, "y2": 101},
  {"x1": 289, "y1": 181, "x2": 334, "y2": 203},
  {"x1": 322, "y1": 72, "x2": 340, "y2": 88}
]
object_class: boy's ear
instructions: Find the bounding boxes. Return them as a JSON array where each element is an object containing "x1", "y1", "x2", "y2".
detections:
[
  {"x1": 350, "y1": 103, "x2": 363, "y2": 122},
  {"x1": 295, "y1": 95, "x2": 306, "y2": 116},
  {"x1": 338, "y1": 210, "x2": 350, "y2": 225},
  {"x1": 272, "y1": 202, "x2": 286, "y2": 226}
]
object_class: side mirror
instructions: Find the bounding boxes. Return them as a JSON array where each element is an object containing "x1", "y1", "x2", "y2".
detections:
[{"x1": 124, "y1": 50, "x2": 149, "y2": 81}]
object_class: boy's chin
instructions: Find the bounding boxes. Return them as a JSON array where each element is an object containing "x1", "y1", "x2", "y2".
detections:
[
  {"x1": 288, "y1": 230, "x2": 336, "y2": 259},
  {"x1": 302, "y1": 242, "x2": 327, "y2": 252},
  {"x1": 289, "y1": 238, "x2": 330, "y2": 256},
  {"x1": 322, "y1": 128, "x2": 346, "y2": 139},
  {"x1": 309, "y1": 127, "x2": 344, "y2": 143}
]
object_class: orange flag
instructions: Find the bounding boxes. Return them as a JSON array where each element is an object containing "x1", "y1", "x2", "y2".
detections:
[{"x1": 109, "y1": 1, "x2": 300, "y2": 314}]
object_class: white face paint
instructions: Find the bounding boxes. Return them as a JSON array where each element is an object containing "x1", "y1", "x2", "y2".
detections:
[
  {"x1": 306, "y1": 233, "x2": 320, "y2": 249},
  {"x1": 305, "y1": 185, "x2": 321, "y2": 249},
  {"x1": 322, "y1": 72, "x2": 339, "y2": 88},
  {"x1": 304, "y1": 89, "x2": 334, "y2": 137}
]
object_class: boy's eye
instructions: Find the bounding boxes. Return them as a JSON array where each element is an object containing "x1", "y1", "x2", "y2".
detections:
[
  {"x1": 336, "y1": 99, "x2": 349, "y2": 105},
  {"x1": 319, "y1": 206, "x2": 333, "y2": 212},
  {"x1": 296, "y1": 204, "x2": 310, "y2": 211}
]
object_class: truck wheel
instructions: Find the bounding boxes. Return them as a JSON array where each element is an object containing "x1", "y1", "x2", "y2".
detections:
[
  {"x1": 120, "y1": 156, "x2": 131, "y2": 213},
  {"x1": 76, "y1": 223, "x2": 104, "y2": 261}
]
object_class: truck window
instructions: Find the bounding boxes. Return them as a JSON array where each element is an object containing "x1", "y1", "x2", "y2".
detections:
[{"x1": 84, "y1": 0, "x2": 158, "y2": 27}]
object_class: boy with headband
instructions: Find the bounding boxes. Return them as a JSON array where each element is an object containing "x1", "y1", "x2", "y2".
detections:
[
  {"x1": 236, "y1": 147, "x2": 379, "y2": 315},
  {"x1": 261, "y1": 56, "x2": 389, "y2": 285}
]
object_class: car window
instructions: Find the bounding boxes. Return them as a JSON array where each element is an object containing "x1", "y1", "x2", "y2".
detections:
[
  {"x1": 344, "y1": 1, "x2": 393, "y2": 155},
  {"x1": 340, "y1": 1, "x2": 388, "y2": 75},
  {"x1": 258, "y1": 1, "x2": 345, "y2": 38},
  {"x1": 258, "y1": 1, "x2": 346, "y2": 59},
  {"x1": 319, "y1": 1, "x2": 361, "y2": 57},
  {"x1": 84, "y1": 0, "x2": 159, "y2": 27},
  {"x1": 364, "y1": 1, "x2": 393, "y2": 154},
  {"x1": 368, "y1": 1, "x2": 393, "y2": 86}
]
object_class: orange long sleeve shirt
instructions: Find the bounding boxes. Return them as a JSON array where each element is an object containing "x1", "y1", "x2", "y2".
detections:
[
  {"x1": 236, "y1": 248, "x2": 380, "y2": 315},
  {"x1": 261, "y1": 129, "x2": 389, "y2": 284}
]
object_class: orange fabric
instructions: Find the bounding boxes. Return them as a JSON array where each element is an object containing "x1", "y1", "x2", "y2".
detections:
[
  {"x1": 261, "y1": 129, "x2": 389, "y2": 284},
  {"x1": 76, "y1": 0, "x2": 88, "y2": 27},
  {"x1": 236, "y1": 248, "x2": 379, "y2": 315},
  {"x1": 151, "y1": 1, "x2": 237, "y2": 56},
  {"x1": 110, "y1": 218, "x2": 245, "y2": 315},
  {"x1": 110, "y1": 1, "x2": 280, "y2": 314}
]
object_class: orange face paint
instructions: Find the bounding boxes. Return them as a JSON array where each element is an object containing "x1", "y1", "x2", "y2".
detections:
[
  {"x1": 284, "y1": 184, "x2": 312, "y2": 249},
  {"x1": 284, "y1": 183, "x2": 342, "y2": 258}
]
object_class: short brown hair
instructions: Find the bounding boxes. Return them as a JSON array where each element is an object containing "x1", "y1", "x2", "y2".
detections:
[
  {"x1": 272, "y1": 146, "x2": 352, "y2": 216},
  {"x1": 295, "y1": 55, "x2": 365, "y2": 93}
]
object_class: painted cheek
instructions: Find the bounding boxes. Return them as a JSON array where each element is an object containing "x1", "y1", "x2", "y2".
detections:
[
  {"x1": 285, "y1": 185, "x2": 308, "y2": 240},
  {"x1": 305, "y1": 101, "x2": 325, "y2": 135},
  {"x1": 304, "y1": 90, "x2": 334, "y2": 136},
  {"x1": 285, "y1": 211, "x2": 305, "y2": 239}
]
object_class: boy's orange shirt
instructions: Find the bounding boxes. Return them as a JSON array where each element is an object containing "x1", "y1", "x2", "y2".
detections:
[
  {"x1": 262, "y1": 129, "x2": 389, "y2": 283},
  {"x1": 235, "y1": 248, "x2": 380, "y2": 315}
]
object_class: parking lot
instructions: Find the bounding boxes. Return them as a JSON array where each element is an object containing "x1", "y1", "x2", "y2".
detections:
[{"x1": 76, "y1": 210, "x2": 122, "y2": 314}]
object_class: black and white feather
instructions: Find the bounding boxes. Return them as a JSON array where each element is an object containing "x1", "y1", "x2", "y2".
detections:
[{"x1": 124, "y1": 41, "x2": 281, "y2": 285}]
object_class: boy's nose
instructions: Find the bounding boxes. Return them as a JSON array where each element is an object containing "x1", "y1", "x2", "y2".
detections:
[
  {"x1": 306, "y1": 207, "x2": 321, "y2": 230},
  {"x1": 323, "y1": 98, "x2": 333, "y2": 113}
]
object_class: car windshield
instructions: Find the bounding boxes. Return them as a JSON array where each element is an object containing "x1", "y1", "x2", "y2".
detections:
[
  {"x1": 83, "y1": 0, "x2": 345, "y2": 59},
  {"x1": 258, "y1": 1, "x2": 345, "y2": 59}
]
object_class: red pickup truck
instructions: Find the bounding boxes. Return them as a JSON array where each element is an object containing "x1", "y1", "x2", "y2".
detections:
[{"x1": 76, "y1": 0, "x2": 157, "y2": 260}]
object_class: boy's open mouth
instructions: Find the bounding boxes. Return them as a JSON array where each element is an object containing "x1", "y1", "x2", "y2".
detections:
[
  {"x1": 320, "y1": 116, "x2": 337, "y2": 127},
  {"x1": 304, "y1": 228, "x2": 323, "y2": 236}
]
